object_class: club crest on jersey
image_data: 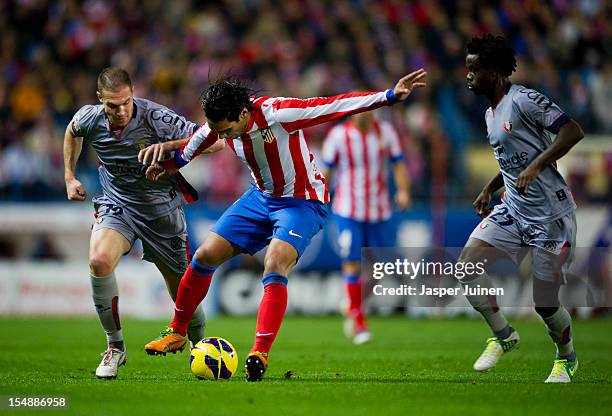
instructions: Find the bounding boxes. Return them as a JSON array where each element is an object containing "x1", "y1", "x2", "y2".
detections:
[
  {"x1": 134, "y1": 140, "x2": 147, "y2": 151},
  {"x1": 260, "y1": 127, "x2": 276, "y2": 143},
  {"x1": 503, "y1": 120, "x2": 512, "y2": 133}
]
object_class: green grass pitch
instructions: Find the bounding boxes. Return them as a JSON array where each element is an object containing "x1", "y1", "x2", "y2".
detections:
[{"x1": 0, "y1": 316, "x2": 610, "y2": 415}]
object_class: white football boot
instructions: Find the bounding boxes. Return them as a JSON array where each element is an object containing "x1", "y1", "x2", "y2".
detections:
[
  {"x1": 96, "y1": 348, "x2": 127, "y2": 379},
  {"x1": 544, "y1": 358, "x2": 578, "y2": 383},
  {"x1": 473, "y1": 330, "x2": 520, "y2": 371}
]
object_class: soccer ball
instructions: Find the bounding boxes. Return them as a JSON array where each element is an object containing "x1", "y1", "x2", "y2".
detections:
[{"x1": 190, "y1": 337, "x2": 238, "y2": 380}]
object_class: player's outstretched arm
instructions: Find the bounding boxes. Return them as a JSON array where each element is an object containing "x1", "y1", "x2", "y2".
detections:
[
  {"x1": 63, "y1": 123, "x2": 86, "y2": 201},
  {"x1": 273, "y1": 69, "x2": 427, "y2": 132},
  {"x1": 140, "y1": 124, "x2": 219, "y2": 172},
  {"x1": 474, "y1": 172, "x2": 504, "y2": 216},
  {"x1": 515, "y1": 119, "x2": 584, "y2": 194},
  {"x1": 138, "y1": 135, "x2": 192, "y2": 166}
]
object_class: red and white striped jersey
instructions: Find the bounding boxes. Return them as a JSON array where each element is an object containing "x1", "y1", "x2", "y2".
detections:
[
  {"x1": 322, "y1": 119, "x2": 404, "y2": 222},
  {"x1": 173, "y1": 90, "x2": 395, "y2": 203}
]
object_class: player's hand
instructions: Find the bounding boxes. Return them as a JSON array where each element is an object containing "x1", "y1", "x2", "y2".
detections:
[
  {"x1": 473, "y1": 188, "x2": 491, "y2": 216},
  {"x1": 146, "y1": 163, "x2": 177, "y2": 180},
  {"x1": 138, "y1": 143, "x2": 166, "y2": 165},
  {"x1": 66, "y1": 178, "x2": 86, "y2": 201},
  {"x1": 515, "y1": 163, "x2": 541, "y2": 196},
  {"x1": 393, "y1": 69, "x2": 427, "y2": 101},
  {"x1": 395, "y1": 189, "x2": 411, "y2": 210}
]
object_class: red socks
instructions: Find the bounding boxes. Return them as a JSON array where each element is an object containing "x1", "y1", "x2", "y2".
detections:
[
  {"x1": 170, "y1": 261, "x2": 216, "y2": 336},
  {"x1": 253, "y1": 273, "x2": 288, "y2": 354},
  {"x1": 345, "y1": 274, "x2": 367, "y2": 332}
]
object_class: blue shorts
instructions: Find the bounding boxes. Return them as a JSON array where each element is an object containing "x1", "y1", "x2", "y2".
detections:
[
  {"x1": 211, "y1": 186, "x2": 329, "y2": 258},
  {"x1": 332, "y1": 215, "x2": 396, "y2": 261}
]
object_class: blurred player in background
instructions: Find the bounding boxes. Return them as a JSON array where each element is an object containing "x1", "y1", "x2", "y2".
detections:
[
  {"x1": 63, "y1": 67, "x2": 224, "y2": 379},
  {"x1": 321, "y1": 111, "x2": 410, "y2": 344},
  {"x1": 459, "y1": 35, "x2": 585, "y2": 383},
  {"x1": 140, "y1": 69, "x2": 426, "y2": 381}
]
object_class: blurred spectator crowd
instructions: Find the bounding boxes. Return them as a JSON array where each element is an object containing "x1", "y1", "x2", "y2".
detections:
[{"x1": 0, "y1": 0, "x2": 610, "y2": 205}]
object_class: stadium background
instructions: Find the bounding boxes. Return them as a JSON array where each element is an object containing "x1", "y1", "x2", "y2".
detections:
[{"x1": 0, "y1": 0, "x2": 609, "y2": 319}]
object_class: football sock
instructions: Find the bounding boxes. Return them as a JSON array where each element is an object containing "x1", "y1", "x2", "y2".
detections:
[
  {"x1": 493, "y1": 325, "x2": 512, "y2": 340},
  {"x1": 187, "y1": 304, "x2": 206, "y2": 344},
  {"x1": 344, "y1": 273, "x2": 366, "y2": 332},
  {"x1": 90, "y1": 273, "x2": 123, "y2": 350},
  {"x1": 461, "y1": 272, "x2": 509, "y2": 335},
  {"x1": 253, "y1": 273, "x2": 288, "y2": 354},
  {"x1": 170, "y1": 260, "x2": 215, "y2": 337},
  {"x1": 537, "y1": 306, "x2": 575, "y2": 359}
]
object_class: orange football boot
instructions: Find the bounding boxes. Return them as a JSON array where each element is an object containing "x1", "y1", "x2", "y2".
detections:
[{"x1": 144, "y1": 327, "x2": 187, "y2": 356}]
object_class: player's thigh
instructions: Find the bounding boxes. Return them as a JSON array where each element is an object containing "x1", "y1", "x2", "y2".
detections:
[
  {"x1": 194, "y1": 231, "x2": 243, "y2": 267},
  {"x1": 210, "y1": 187, "x2": 272, "y2": 256},
  {"x1": 270, "y1": 199, "x2": 329, "y2": 259},
  {"x1": 529, "y1": 213, "x2": 576, "y2": 284},
  {"x1": 333, "y1": 215, "x2": 364, "y2": 262},
  {"x1": 138, "y1": 207, "x2": 189, "y2": 278},
  {"x1": 464, "y1": 204, "x2": 524, "y2": 264},
  {"x1": 89, "y1": 206, "x2": 134, "y2": 274},
  {"x1": 532, "y1": 276, "x2": 561, "y2": 307}
]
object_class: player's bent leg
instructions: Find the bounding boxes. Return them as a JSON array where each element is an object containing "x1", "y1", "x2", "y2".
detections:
[
  {"x1": 145, "y1": 233, "x2": 240, "y2": 356},
  {"x1": 89, "y1": 228, "x2": 131, "y2": 378},
  {"x1": 245, "y1": 239, "x2": 296, "y2": 381},
  {"x1": 158, "y1": 264, "x2": 206, "y2": 347},
  {"x1": 193, "y1": 231, "x2": 242, "y2": 267},
  {"x1": 459, "y1": 238, "x2": 519, "y2": 371}
]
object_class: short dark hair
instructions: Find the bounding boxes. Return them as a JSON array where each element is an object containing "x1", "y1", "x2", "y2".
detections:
[
  {"x1": 199, "y1": 78, "x2": 254, "y2": 122},
  {"x1": 466, "y1": 34, "x2": 517, "y2": 77},
  {"x1": 97, "y1": 67, "x2": 132, "y2": 92}
]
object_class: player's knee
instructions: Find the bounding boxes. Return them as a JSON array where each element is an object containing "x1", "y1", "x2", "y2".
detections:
[
  {"x1": 264, "y1": 251, "x2": 295, "y2": 277},
  {"x1": 263, "y1": 257, "x2": 290, "y2": 276},
  {"x1": 263, "y1": 241, "x2": 297, "y2": 276},
  {"x1": 89, "y1": 252, "x2": 115, "y2": 276},
  {"x1": 193, "y1": 245, "x2": 223, "y2": 267},
  {"x1": 458, "y1": 248, "x2": 480, "y2": 265},
  {"x1": 342, "y1": 261, "x2": 361, "y2": 275},
  {"x1": 533, "y1": 279, "x2": 561, "y2": 309},
  {"x1": 535, "y1": 306, "x2": 559, "y2": 319}
]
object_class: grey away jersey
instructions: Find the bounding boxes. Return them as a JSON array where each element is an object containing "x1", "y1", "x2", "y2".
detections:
[
  {"x1": 71, "y1": 97, "x2": 198, "y2": 220},
  {"x1": 485, "y1": 84, "x2": 577, "y2": 224}
]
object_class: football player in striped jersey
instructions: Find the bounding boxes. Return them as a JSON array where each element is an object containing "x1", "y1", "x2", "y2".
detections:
[{"x1": 140, "y1": 70, "x2": 426, "y2": 380}]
